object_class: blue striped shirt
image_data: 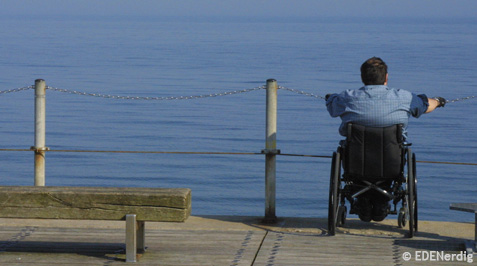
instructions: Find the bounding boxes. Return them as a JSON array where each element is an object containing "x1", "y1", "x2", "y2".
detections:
[{"x1": 326, "y1": 85, "x2": 429, "y2": 139}]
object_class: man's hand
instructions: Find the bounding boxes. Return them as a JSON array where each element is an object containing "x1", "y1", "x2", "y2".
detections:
[{"x1": 434, "y1": 97, "x2": 447, "y2": 107}]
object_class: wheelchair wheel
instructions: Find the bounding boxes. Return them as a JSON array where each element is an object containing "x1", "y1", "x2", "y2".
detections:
[
  {"x1": 407, "y1": 149, "x2": 416, "y2": 238},
  {"x1": 328, "y1": 151, "x2": 341, "y2": 236},
  {"x1": 412, "y1": 153, "x2": 418, "y2": 233}
]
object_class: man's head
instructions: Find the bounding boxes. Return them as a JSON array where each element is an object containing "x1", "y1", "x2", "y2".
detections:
[{"x1": 360, "y1": 57, "x2": 388, "y2": 85}]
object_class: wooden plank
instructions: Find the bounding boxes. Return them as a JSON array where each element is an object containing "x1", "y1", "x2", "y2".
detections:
[
  {"x1": 450, "y1": 203, "x2": 477, "y2": 213},
  {"x1": 0, "y1": 252, "x2": 125, "y2": 265},
  {"x1": 0, "y1": 220, "x2": 472, "y2": 266},
  {"x1": 0, "y1": 186, "x2": 191, "y2": 222},
  {"x1": 253, "y1": 232, "x2": 396, "y2": 266},
  {"x1": 0, "y1": 227, "x2": 266, "y2": 265}
]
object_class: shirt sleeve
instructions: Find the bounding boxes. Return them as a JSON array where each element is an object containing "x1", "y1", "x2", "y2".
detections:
[
  {"x1": 326, "y1": 93, "x2": 346, "y2": 117},
  {"x1": 409, "y1": 94, "x2": 429, "y2": 118}
]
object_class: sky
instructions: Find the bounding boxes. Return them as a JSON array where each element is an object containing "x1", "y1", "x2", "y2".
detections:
[{"x1": 1, "y1": 0, "x2": 476, "y2": 20}]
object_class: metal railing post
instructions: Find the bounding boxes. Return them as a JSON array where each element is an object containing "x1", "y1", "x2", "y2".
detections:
[
  {"x1": 262, "y1": 79, "x2": 279, "y2": 223},
  {"x1": 33, "y1": 79, "x2": 47, "y2": 186}
]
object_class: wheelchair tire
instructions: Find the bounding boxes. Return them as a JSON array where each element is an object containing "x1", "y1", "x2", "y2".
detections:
[
  {"x1": 407, "y1": 149, "x2": 416, "y2": 238},
  {"x1": 328, "y1": 151, "x2": 341, "y2": 236},
  {"x1": 412, "y1": 153, "x2": 418, "y2": 233}
]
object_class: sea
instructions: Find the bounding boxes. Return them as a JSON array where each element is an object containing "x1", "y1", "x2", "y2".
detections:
[{"x1": 0, "y1": 15, "x2": 476, "y2": 222}]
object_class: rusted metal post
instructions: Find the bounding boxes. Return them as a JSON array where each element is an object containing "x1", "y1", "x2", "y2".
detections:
[
  {"x1": 33, "y1": 79, "x2": 46, "y2": 186},
  {"x1": 262, "y1": 79, "x2": 279, "y2": 223}
]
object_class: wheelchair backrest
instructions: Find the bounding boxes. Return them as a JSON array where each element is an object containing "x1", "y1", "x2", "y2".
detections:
[{"x1": 344, "y1": 123, "x2": 404, "y2": 181}]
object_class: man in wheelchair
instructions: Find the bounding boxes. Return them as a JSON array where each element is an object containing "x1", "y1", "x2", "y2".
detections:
[{"x1": 325, "y1": 57, "x2": 446, "y2": 224}]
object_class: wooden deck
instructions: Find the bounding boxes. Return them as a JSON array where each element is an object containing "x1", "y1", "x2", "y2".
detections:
[{"x1": 0, "y1": 216, "x2": 474, "y2": 265}]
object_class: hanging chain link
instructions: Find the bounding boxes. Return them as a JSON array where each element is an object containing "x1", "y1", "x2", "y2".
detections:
[
  {"x1": 279, "y1": 86, "x2": 476, "y2": 104},
  {"x1": 45, "y1": 86, "x2": 265, "y2": 100},
  {"x1": 278, "y1": 86, "x2": 326, "y2": 100},
  {"x1": 1, "y1": 84, "x2": 476, "y2": 104},
  {"x1": 447, "y1": 95, "x2": 476, "y2": 103},
  {"x1": 0, "y1": 86, "x2": 33, "y2": 94}
]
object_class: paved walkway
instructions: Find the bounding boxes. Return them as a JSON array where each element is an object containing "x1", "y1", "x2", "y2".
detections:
[{"x1": 0, "y1": 216, "x2": 474, "y2": 265}]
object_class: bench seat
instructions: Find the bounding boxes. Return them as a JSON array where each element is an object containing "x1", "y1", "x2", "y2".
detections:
[
  {"x1": 0, "y1": 186, "x2": 191, "y2": 262},
  {"x1": 450, "y1": 203, "x2": 477, "y2": 255}
]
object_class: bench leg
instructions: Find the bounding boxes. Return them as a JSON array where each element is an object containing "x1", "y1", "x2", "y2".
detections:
[
  {"x1": 137, "y1": 221, "x2": 145, "y2": 252},
  {"x1": 126, "y1": 215, "x2": 146, "y2": 262},
  {"x1": 126, "y1": 214, "x2": 137, "y2": 263}
]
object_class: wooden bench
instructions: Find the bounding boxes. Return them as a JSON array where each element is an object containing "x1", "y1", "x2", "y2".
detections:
[
  {"x1": 450, "y1": 203, "x2": 477, "y2": 255},
  {"x1": 0, "y1": 186, "x2": 191, "y2": 262}
]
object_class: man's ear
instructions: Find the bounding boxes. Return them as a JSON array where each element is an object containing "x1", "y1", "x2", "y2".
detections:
[{"x1": 384, "y1": 73, "x2": 389, "y2": 85}]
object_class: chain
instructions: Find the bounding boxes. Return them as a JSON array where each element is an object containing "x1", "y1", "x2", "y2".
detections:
[
  {"x1": 0, "y1": 86, "x2": 33, "y2": 94},
  {"x1": 447, "y1": 95, "x2": 476, "y2": 103},
  {"x1": 278, "y1": 86, "x2": 325, "y2": 100},
  {"x1": 2, "y1": 85, "x2": 475, "y2": 104},
  {"x1": 279, "y1": 86, "x2": 476, "y2": 104},
  {"x1": 45, "y1": 86, "x2": 265, "y2": 100}
]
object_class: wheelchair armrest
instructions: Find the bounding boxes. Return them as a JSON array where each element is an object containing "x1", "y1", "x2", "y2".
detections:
[{"x1": 403, "y1": 142, "x2": 412, "y2": 147}]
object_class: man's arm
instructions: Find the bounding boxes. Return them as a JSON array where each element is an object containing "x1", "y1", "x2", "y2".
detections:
[
  {"x1": 426, "y1": 97, "x2": 446, "y2": 113},
  {"x1": 325, "y1": 93, "x2": 345, "y2": 117},
  {"x1": 411, "y1": 94, "x2": 446, "y2": 117}
]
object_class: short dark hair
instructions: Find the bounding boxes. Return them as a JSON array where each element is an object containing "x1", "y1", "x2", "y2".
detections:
[{"x1": 360, "y1": 57, "x2": 388, "y2": 85}]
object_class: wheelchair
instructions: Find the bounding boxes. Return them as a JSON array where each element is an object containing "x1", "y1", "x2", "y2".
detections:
[{"x1": 328, "y1": 123, "x2": 418, "y2": 237}]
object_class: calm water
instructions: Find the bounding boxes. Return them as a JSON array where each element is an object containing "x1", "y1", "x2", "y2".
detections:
[{"x1": 0, "y1": 16, "x2": 476, "y2": 222}]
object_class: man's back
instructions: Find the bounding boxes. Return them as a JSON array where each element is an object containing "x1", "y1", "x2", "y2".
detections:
[
  {"x1": 326, "y1": 85, "x2": 427, "y2": 139},
  {"x1": 325, "y1": 57, "x2": 444, "y2": 139}
]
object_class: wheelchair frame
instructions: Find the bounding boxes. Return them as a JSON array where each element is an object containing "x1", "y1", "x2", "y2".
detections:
[{"x1": 328, "y1": 132, "x2": 418, "y2": 238}]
